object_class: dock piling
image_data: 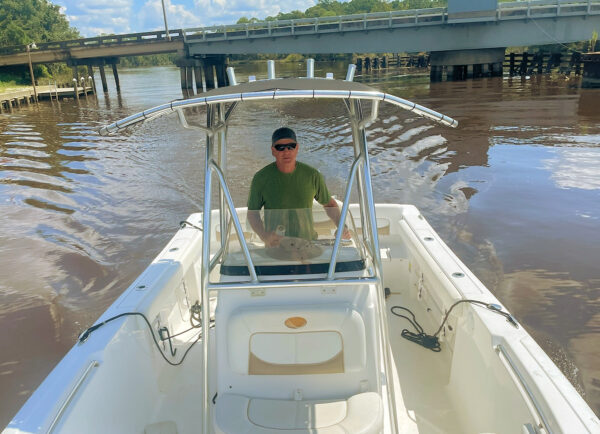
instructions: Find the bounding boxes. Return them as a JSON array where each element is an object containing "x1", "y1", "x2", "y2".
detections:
[{"x1": 87, "y1": 65, "x2": 97, "y2": 94}]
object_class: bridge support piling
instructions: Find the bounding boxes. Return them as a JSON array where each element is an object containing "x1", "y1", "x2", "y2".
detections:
[
  {"x1": 99, "y1": 65, "x2": 109, "y2": 93},
  {"x1": 194, "y1": 55, "x2": 228, "y2": 91},
  {"x1": 430, "y1": 65, "x2": 443, "y2": 82},
  {"x1": 582, "y1": 52, "x2": 600, "y2": 88},
  {"x1": 466, "y1": 64, "x2": 474, "y2": 79},
  {"x1": 194, "y1": 65, "x2": 203, "y2": 93},
  {"x1": 203, "y1": 64, "x2": 215, "y2": 90},
  {"x1": 111, "y1": 64, "x2": 121, "y2": 92},
  {"x1": 186, "y1": 67, "x2": 194, "y2": 91},
  {"x1": 430, "y1": 48, "x2": 505, "y2": 82},
  {"x1": 215, "y1": 63, "x2": 228, "y2": 88}
]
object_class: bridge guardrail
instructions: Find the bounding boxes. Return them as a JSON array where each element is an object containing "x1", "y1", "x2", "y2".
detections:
[
  {"x1": 180, "y1": 1, "x2": 598, "y2": 42},
  {"x1": 0, "y1": 29, "x2": 183, "y2": 56},
  {"x1": 1, "y1": 1, "x2": 598, "y2": 56}
]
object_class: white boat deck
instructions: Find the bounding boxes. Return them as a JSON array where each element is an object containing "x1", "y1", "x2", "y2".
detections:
[
  {"x1": 141, "y1": 293, "x2": 464, "y2": 434},
  {"x1": 387, "y1": 294, "x2": 463, "y2": 434}
]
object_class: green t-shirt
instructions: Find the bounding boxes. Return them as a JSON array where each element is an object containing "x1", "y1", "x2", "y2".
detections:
[{"x1": 247, "y1": 161, "x2": 331, "y2": 240}]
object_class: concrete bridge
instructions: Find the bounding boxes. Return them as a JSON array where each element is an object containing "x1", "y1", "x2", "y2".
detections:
[{"x1": 0, "y1": 0, "x2": 598, "y2": 91}]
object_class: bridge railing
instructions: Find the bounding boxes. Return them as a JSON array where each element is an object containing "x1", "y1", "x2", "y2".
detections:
[
  {"x1": 181, "y1": 1, "x2": 598, "y2": 42},
  {"x1": 182, "y1": 8, "x2": 447, "y2": 42},
  {"x1": 0, "y1": 29, "x2": 183, "y2": 56},
  {"x1": 1, "y1": 1, "x2": 598, "y2": 56},
  {"x1": 499, "y1": 0, "x2": 599, "y2": 19}
]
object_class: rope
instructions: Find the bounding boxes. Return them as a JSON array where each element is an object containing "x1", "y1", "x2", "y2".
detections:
[{"x1": 391, "y1": 300, "x2": 518, "y2": 352}]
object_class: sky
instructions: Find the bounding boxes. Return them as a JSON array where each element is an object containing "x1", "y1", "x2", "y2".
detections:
[{"x1": 54, "y1": 0, "x2": 319, "y2": 37}]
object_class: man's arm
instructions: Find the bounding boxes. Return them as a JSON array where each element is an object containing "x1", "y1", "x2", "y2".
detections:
[
  {"x1": 247, "y1": 210, "x2": 282, "y2": 247},
  {"x1": 323, "y1": 197, "x2": 351, "y2": 239}
]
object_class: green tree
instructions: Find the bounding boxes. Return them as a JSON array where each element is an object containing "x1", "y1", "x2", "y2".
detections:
[{"x1": 0, "y1": 0, "x2": 80, "y2": 47}]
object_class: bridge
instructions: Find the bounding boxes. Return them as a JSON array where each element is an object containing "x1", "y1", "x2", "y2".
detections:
[{"x1": 0, "y1": 0, "x2": 599, "y2": 91}]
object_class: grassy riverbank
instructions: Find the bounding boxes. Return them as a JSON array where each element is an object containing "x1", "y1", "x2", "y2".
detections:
[{"x1": 0, "y1": 72, "x2": 29, "y2": 93}]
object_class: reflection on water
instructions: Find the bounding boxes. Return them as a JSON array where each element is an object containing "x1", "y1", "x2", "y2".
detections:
[{"x1": 0, "y1": 64, "x2": 599, "y2": 424}]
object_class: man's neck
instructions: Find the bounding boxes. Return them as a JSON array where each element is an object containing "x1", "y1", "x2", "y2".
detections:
[{"x1": 276, "y1": 161, "x2": 296, "y2": 174}]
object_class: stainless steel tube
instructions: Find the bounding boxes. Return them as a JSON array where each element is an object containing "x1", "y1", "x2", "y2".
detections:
[
  {"x1": 345, "y1": 64, "x2": 356, "y2": 81},
  {"x1": 267, "y1": 60, "x2": 276, "y2": 79},
  {"x1": 209, "y1": 161, "x2": 259, "y2": 282},
  {"x1": 327, "y1": 156, "x2": 362, "y2": 279},
  {"x1": 200, "y1": 112, "x2": 213, "y2": 434},
  {"x1": 226, "y1": 67, "x2": 237, "y2": 86},
  {"x1": 307, "y1": 58, "x2": 315, "y2": 78},
  {"x1": 208, "y1": 277, "x2": 377, "y2": 291}
]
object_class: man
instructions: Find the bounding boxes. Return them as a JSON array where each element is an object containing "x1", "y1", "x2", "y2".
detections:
[{"x1": 247, "y1": 127, "x2": 350, "y2": 247}]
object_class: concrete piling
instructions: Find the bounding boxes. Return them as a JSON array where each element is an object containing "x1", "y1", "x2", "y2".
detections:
[
  {"x1": 111, "y1": 64, "x2": 121, "y2": 92},
  {"x1": 582, "y1": 52, "x2": 600, "y2": 88},
  {"x1": 99, "y1": 65, "x2": 109, "y2": 92}
]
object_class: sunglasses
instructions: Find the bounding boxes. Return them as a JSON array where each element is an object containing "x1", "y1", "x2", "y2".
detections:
[{"x1": 273, "y1": 143, "x2": 297, "y2": 152}]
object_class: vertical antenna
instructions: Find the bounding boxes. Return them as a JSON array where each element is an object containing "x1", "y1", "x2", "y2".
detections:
[
  {"x1": 345, "y1": 64, "x2": 356, "y2": 81},
  {"x1": 267, "y1": 60, "x2": 275, "y2": 79},
  {"x1": 226, "y1": 67, "x2": 237, "y2": 85},
  {"x1": 307, "y1": 58, "x2": 315, "y2": 78}
]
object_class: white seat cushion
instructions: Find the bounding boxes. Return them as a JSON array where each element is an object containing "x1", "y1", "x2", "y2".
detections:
[
  {"x1": 226, "y1": 305, "x2": 366, "y2": 375},
  {"x1": 214, "y1": 392, "x2": 383, "y2": 434}
]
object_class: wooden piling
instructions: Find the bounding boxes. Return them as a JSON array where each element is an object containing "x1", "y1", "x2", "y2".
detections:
[
  {"x1": 87, "y1": 65, "x2": 97, "y2": 94},
  {"x1": 519, "y1": 52, "x2": 528, "y2": 75},
  {"x1": 509, "y1": 52, "x2": 516, "y2": 76}
]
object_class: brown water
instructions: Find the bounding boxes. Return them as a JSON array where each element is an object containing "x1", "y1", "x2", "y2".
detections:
[{"x1": 1, "y1": 63, "x2": 599, "y2": 425}]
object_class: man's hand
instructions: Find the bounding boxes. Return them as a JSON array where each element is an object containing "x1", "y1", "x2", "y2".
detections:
[
  {"x1": 341, "y1": 227, "x2": 351, "y2": 239},
  {"x1": 336, "y1": 226, "x2": 352, "y2": 240},
  {"x1": 262, "y1": 232, "x2": 283, "y2": 247}
]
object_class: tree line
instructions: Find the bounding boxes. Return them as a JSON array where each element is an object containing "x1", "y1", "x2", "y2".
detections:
[
  {"x1": 238, "y1": 0, "x2": 447, "y2": 24},
  {"x1": 0, "y1": 0, "x2": 81, "y2": 86}
]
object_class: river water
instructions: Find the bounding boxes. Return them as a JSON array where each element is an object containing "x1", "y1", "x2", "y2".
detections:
[{"x1": 0, "y1": 62, "x2": 599, "y2": 424}]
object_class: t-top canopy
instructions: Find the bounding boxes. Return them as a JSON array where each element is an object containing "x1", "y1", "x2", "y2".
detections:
[{"x1": 99, "y1": 77, "x2": 458, "y2": 136}]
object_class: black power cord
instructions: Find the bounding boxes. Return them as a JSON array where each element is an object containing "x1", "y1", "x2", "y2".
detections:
[
  {"x1": 180, "y1": 220, "x2": 203, "y2": 231},
  {"x1": 391, "y1": 299, "x2": 518, "y2": 352},
  {"x1": 78, "y1": 301, "x2": 207, "y2": 366}
]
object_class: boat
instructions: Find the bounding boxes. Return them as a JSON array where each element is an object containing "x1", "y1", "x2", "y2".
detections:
[{"x1": 4, "y1": 60, "x2": 600, "y2": 434}]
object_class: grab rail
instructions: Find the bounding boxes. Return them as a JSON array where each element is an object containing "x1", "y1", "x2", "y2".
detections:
[
  {"x1": 496, "y1": 344, "x2": 552, "y2": 433},
  {"x1": 48, "y1": 360, "x2": 100, "y2": 433}
]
